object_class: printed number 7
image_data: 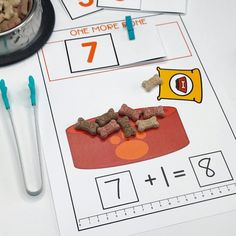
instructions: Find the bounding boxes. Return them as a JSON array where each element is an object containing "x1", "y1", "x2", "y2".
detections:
[
  {"x1": 78, "y1": 0, "x2": 94, "y2": 7},
  {"x1": 81, "y1": 41, "x2": 97, "y2": 63},
  {"x1": 104, "y1": 178, "x2": 120, "y2": 199}
]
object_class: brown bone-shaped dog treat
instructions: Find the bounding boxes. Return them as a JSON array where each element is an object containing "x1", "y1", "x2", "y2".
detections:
[
  {"x1": 142, "y1": 74, "x2": 162, "y2": 92},
  {"x1": 117, "y1": 116, "x2": 136, "y2": 138},
  {"x1": 143, "y1": 106, "x2": 165, "y2": 119},
  {"x1": 75, "y1": 118, "x2": 99, "y2": 135},
  {"x1": 97, "y1": 120, "x2": 120, "y2": 139},
  {"x1": 118, "y1": 104, "x2": 142, "y2": 121},
  {"x1": 136, "y1": 116, "x2": 159, "y2": 132},
  {"x1": 0, "y1": 15, "x2": 21, "y2": 31},
  {"x1": 19, "y1": 0, "x2": 29, "y2": 16},
  {"x1": 96, "y1": 108, "x2": 118, "y2": 127}
]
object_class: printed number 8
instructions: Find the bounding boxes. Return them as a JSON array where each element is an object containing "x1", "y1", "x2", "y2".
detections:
[{"x1": 78, "y1": 0, "x2": 94, "y2": 7}]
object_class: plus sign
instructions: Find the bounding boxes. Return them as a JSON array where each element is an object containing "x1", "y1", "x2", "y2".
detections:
[{"x1": 145, "y1": 174, "x2": 157, "y2": 186}]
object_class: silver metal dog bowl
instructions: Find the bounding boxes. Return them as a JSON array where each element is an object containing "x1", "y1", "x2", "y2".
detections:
[
  {"x1": 0, "y1": 0, "x2": 42, "y2": 56},
  {"x1": 0, "y1": 0, "x2": 55, "y2": 66}
]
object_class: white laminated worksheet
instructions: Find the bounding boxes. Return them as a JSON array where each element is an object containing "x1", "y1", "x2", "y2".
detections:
[
  {"x1": 1, "y1": 4, "x2": 235, "y2": 236},
  {"x1": 35, "y1": 12, "x2": 236, "y2": 235},
  {"x1": 97, "y1": 0, "x2": 187, "y2": 13}
]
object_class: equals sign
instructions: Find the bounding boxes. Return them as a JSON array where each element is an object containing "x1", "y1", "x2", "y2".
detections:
[{"x1": 173, "y1": 170, "x2": 186, "y2": 178}]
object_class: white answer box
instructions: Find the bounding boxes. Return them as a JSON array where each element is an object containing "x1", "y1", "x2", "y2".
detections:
[
  {"x1": 95, "y1": 171, "x2": 139, "y2": 209},
  {"x1": 189, "y1": 151, "x2": 233, "y2": 187},
  {"x1": 65, "y1": 34, "x2": 119, "y2": 73},
  {"x1": 112, "y1": 25, "x2": 166, "y2": 66}
]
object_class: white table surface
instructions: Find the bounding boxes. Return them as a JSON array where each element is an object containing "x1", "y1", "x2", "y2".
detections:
[{"x1": 1, "y1": 0, "x2": 236, "y2": 235}]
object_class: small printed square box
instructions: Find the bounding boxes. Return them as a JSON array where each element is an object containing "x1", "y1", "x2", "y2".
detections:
[
  {"x1": 95, "y1": 171, "x2": 139, "y2": 209},
  {"x1": 189, "y1": 151, "x2": 233, "y2": 187},
  {"x1": 65, "y1": 34, "x2": 119, "y2": 73}
]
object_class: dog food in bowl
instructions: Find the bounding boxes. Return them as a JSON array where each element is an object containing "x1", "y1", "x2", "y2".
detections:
[{"x1": 0, "y1": 0, "x2": 29, "y2": 33}]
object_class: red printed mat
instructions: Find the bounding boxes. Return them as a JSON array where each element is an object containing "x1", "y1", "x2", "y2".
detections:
[{"x1": 66, "y1": 106, "x2": 189, "y2": 169}]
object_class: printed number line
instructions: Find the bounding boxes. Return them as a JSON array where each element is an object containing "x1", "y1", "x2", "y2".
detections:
[{"x1": 78, "y1": 183, "x2": 236, "y2": 231}]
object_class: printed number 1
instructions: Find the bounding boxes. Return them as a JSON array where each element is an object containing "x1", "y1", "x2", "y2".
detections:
[
  {"x1": 78, "y1": 0, "x2": 94, "y2": 7},
  {"x1": 81, "y1": 41, "x2": 97, "y2": 63},
  {"x1": 104, "y1": 178, "x2": 120, "y2": 199}
]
